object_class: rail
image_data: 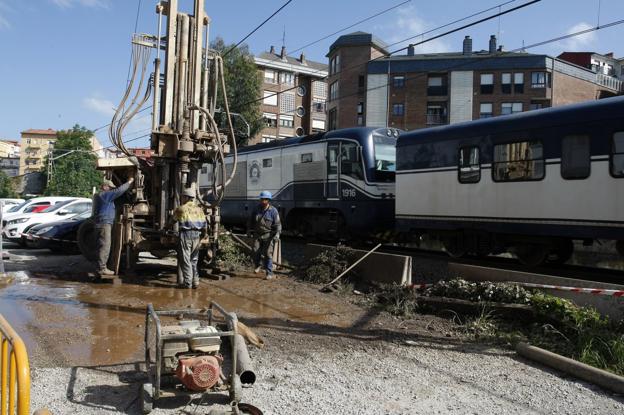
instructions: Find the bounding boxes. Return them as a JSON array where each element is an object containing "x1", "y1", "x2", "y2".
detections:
[{"x1": 0, "y1": 314, "x2": 30, "y2": 415}]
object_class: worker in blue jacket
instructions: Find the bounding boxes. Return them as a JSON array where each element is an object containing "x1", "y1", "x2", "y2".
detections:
[
  {"x1": 93, "y1": 177, "x2": 134, "y2": 276},
  {"x1": 247, "y1": 191, "x2": 281, "y2": 279}
]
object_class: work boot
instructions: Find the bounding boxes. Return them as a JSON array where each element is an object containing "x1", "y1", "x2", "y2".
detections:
[
  {"x1": 254, "y1": 266, "x2": 262, "y2": 274},
  {"x1": 98, "y1": 268, "x2": 115, "y2": 276},
  {"x1": 264, "y1": 272, "x2": 274, "y2": 280}
]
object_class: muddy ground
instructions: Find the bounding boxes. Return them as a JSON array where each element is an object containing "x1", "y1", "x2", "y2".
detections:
[{"x1": 2, "y1": 242, "x2": 624, "y2": 414}]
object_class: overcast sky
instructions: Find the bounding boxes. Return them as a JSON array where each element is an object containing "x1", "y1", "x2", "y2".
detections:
[{"x1": 0, "y1": 0, "x2": 622, "y2": 148}]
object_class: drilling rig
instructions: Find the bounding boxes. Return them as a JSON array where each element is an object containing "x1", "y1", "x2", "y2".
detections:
[{"x1": 79, "y1": 0, "x2": 238, "y2": 274}]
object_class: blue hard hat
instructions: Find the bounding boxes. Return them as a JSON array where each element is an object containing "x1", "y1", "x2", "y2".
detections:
[{"x1": 259, "y1": 191, "x2": 272, "y2": 200}]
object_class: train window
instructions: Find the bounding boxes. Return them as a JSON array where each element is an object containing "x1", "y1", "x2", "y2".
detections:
[
  {"x1": 611, "y1": 132, "x2": 624, "y2": 177},
  {"x1": 301, "y1": 153, "x2": 313, "y2": 163},
  {"x1": 492, "y1": 141, "x2": 544, "y2": 182},
  {"x1": 328, "y1": 145, "x2": 339, "y2": 175},
  {"x1": 340, "y1": 142, "x2": 364, "y2": 180},
  {"x1": 458, "y1": 147, "x2": 480, "y2": 183},
  {"x1": 262, "y1": 158, "x2": 273, "y2": 168},
  {"x1": 561, "y1": 135, "x2": 590, "y2": 179}
]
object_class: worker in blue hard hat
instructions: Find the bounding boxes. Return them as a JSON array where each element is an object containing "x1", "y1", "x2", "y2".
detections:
[{"x1": 247, "y1": 190, "x2": 281, "y2": 279}]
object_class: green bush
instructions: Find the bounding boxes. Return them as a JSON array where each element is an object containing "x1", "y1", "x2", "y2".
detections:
[
  {"x1": 425, "y1": 278, "x2": 533, "y2": 304},
  {"x1": 214, "y1": 234, "x2": 252, "y2": 272},
  {"x1": 298, "y1": 245, "x2": 357, "y2": 284}
]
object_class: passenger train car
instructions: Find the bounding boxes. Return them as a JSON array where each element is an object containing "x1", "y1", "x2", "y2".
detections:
[
  {"x1": 396, "y1": 96, "x2": 624, "y2": 265},
  {"x1": 199, "y1": 127, "x2": 399, "y2": 237}
]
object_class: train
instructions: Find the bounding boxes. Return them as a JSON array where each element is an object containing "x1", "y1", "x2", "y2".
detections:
[
  {"x1": 204, "y1": 95, "x2": 624, "y2": 266},
  {"x1": 198, "y1": 127, "x2": 399, "y2": 238},
  {"x1": 396, "y1": 95, "x2": 624, "y2": 265}
]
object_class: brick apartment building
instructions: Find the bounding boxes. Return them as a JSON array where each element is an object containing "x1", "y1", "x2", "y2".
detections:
[
  {"x1": 558, "y1": 51, "x2": 623, "y2": 81},
  {"x1": 326, "y1": 32, "x2": 623, "y2": 131},
  {"x1": 253, "y1": 46, "x2": 328, "y2": 144}
]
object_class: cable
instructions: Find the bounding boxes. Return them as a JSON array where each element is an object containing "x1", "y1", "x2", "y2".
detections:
[
  {"x1": 243, "y1": 0, "x2": 539, "y2": 107},
  {"x1": 125, "y1": 0, "x2": 144, "y2": 85},
  {"x1": 222, "y1": 0, "x2": 295, "y2": 58}
]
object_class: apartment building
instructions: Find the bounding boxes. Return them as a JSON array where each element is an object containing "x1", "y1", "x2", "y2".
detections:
[
  {"x1": 19, "y1": 129, "x2": 57, "y2": 175},
  {"x1": 558, "y1": 51, "x2": 623, "y2": 84},
  {"x1": 253, "y1": 46, "x2": 328, "y2": 144},
  {"x1": 327, "y1": 33, "x2": 623, "y2": 131}
]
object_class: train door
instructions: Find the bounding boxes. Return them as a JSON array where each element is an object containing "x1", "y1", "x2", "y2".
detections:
[{"x1": 327, "y1": 142, "x2": 340, "y2": 199}]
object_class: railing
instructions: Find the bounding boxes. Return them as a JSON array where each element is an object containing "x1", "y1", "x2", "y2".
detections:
[
  {"x1": 426, "y1": 114, "x2": 448, "y2": 125},
  {"x1": 0, "y1": 314, "x2": 30, "y2": 415}
]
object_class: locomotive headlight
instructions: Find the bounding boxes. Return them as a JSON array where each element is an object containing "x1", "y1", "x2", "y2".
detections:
[
  {"x1": 393, "y1": 129, "x2": 399, "y2": 137},
  {"x1": 386, "y1": 129, "x2": 392, "y2": 137}
]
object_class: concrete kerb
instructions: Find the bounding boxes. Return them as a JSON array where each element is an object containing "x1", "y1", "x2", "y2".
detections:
[
  {"x1": 449, "y1": 263, "x2": 624, "y2": 320},
  {"x1": 304, "y1": 244, "x2": 413, "y2": 285}
]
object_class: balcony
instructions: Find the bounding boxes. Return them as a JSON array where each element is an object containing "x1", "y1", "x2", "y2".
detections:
[
  {"x1": 426, "y1": 114, "x2": 448, "y2": 125},
  {"x1": 427, "y1": 85, "x2": 448, "y2": 96}
]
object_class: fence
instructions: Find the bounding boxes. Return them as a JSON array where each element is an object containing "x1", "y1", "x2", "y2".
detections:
[{"x1": 0, "y1": 314, "x2": 30, "y2": 415}]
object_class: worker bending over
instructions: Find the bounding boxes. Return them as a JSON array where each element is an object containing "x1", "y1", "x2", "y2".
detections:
[
  {"x1": 248, "y1": 191, "x2": 281, "y2": 279},
  {"x1": 93, "y1": 177, "x2": 134, "y2": 276},
  {"x1": 173, "y1": 187, "x2": 207, "y2": 289}
]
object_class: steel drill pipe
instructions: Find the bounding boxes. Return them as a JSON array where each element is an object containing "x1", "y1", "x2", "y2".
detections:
[{"x1": 234, "y1": 334, "x2": 256, "y2": 385}]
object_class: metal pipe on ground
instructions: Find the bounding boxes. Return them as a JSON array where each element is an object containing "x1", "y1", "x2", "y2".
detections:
[
  {"x1": 516, "y1": 342, "x2": 624, "y2": 394},
  {"x1": 234, "y1": 334, "x2": 256, "y2": 385}
]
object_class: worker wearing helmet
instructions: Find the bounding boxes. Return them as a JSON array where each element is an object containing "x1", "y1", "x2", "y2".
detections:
[
  {"x1": 247, "y1": 190, "x2": 281, "y2": 279},
  {"x1": 173, "y1": 186, "x2": 207, "y2": 288}
]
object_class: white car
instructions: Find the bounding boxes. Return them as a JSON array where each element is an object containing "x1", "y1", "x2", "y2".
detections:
[
  {"x1": 4, "y1": 198, "x2": 92, "y2": 245},
  {"x1": 2, "y1": 196, "x2": 77, "y2": 224},
  {"x1": 0, "y1": 199, "x2": 25, "y2": 213}
]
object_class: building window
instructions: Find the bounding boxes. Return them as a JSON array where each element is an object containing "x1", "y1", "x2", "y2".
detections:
[
  {"x1": 301, "y1": 153, "x2": 313, "y2": 163},
  {"x1": 502, "y1": 73, "x2": 511, "y2": 94},
  {"x1": 393, "y1": 76, "x2": 405, "y2": 88},
  {"x1": 280, "y1": 92, "x2": 295, "y2": 114},
  {"x1": 479, "y1": 103, "x2": 493, "y2": 118},
  {"x1": 263, "y1": 158, "x2": 273, "y2": 168},
  {"x1": 458, "y1": 146, "x2": 480, "y2": 183},
  {"x1": 357, "y1": 102, "x2": 364, "y2": 115},
  {"x1": 296, "y1": 85, "x2": 306, "y2": 97},
  {"x1": 501, "y1": 102, "x2": 523, "y2": 115},
  {"x1": 328, "y1": 108, "x2": 337, "y2": 131},
  {"x1": 426, "y1": 103, "x2": 447, "y2": 125},
  {"x1": 330, "y1": 54, "x2": 340, "y2": 75},
  {"x1": 280, "y1": 72, "x2": 295, "y2": 85},
  {"x1": 427, "y1": 76, "x2": 447, "y2": 96},
  {"x1": 357, "y1": 115, "x2": 364, "y2": 126},
  {"x1": 531, "y1": 72, "x2": 550, "y2": 88},
  {"x1": 358, "y1": 75, "x2": 365, "y2": 88},
  {"x1": 611, "y1": 132, "x2": 624, "y2": 177},
  {"x1": 295, "y1": 106, "x2": 306, "y2": 117},
  {"x1": 313, "y1": 99, "x2": 326, "y2": 113},
  {"x1": 392, "y1": 103, "x2": 404, "y2": 116},
  {"x1": 312, "y1": 119, "x2": 325, "y2": 131},
  {"x1": 263, "y1": 113, "x2": 277, "y2": 128},
  {"x1": 261, "y1": 135, "x2": 276, "y2": 143},
  {"x1": 561, "y1": 135, "x2": 590, "y2": 179},
  {"x1": 313, "y1": 81, "x2": 326, "y2": 98},
  {"x1": 493, "y1": 141, "x2": 544, "y2": 182},
  {"x1": 529, "y1": 102, "x2": 544, "y2": 111},
  {"x1": 329, "y1": 81, "x2": 339, "y2": 101},
  {"x1": 279, "y1": 115, "x2": 294, "y2": 128},
  {"x1": 480, "y1": 73, "x2": 494, "y2": 94},
  {"x1": 514, "y1": 72, "x2": 524, "y2": 93},
  {"x1": 264, "y1": 69, "x2": 277, "y2": 84},
  {"x1": 263, "y1": 91, "x2": 277, "y2": 106}
]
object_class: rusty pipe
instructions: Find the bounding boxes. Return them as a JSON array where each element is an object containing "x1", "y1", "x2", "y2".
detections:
[{"x1": 234, "y1": 334, "x2": 256, "y2": 385}]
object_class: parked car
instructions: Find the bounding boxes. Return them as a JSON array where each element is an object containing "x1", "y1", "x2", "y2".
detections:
[
  {"x1": 26, "y1": 210, "x2": 92, "y2": 253},
  {"x1": 0, "y1": 199, "x2": 25, "y2": 213},
  {"x1": 4, "y1": 198, "x2": 92, "y2": 246},
  {"x1": 2, "y1": 197, "x2": 77, "y2": 224}
]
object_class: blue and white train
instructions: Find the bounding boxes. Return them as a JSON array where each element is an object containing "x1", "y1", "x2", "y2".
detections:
[
  {"x1": 395, "y1": 96, "x2": 624, "y2": 265},
  {"x1": 199, "y1": 127, "x2": 399, "y2": 237}
]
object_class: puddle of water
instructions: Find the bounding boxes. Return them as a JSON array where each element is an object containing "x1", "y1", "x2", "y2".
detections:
[{"x1": 0, "y1": 271, "x2": 340, "y2": 367}]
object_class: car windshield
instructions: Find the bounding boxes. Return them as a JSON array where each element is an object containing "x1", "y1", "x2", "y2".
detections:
[
  {"x1": 7, "y1": 201, "x2": 28, "y2": 213},
  {"x1": 41, "y1": 200, "x2": 72, "y2": 213},
  {"x1": 373, "y1": 136, "x2": 396, "y2": 172}
]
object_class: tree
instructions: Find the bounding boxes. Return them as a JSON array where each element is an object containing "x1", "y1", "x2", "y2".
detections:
[
  {"x1": 0, "y1": 171, "x2": 16, "y2": 198},
  {"x1": 45, "y1": 124, "x2": 102, "y2": 197},
  {"x1": 211, "y1": 38, "x2": 263, "y2": 145}
]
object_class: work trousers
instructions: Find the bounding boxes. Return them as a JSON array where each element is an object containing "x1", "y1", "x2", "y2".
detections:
[
  {"x1": 95, "y1": 224, "x2": 112, "y2": 272},
  {"x1": 253, "y1": 237, "x2": 274, "y2": 273},
  {"x1": 177, "y1": 230, "x2": 201, "y2": 287}
]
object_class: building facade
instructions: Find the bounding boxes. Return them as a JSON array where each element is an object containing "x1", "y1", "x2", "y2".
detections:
[
  {"x1": 0, "y1": 140, "x2": 20, "y2": 158},
  {"x1": 253, "y1": 46, "x2": 328, "y2": 144},
  {"x1": 558, "y1": 51, "x2": 623, "y2": 84},
  {"x1": 0, "y1": 157, "x2": 19, "y2": 177},
  {"x1": 19, "y1": 129, "x2": 57, "y2": 175},
  {"x1": 327, "y1": 33, "x2": 623, "y2": 132}
]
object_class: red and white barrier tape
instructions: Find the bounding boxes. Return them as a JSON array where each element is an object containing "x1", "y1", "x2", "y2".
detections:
[{"x1": 407, "y1": 281, "x2": 624, "y2": 297}]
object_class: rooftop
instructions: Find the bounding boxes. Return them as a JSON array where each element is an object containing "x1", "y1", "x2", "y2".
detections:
[
  {"x1": 21, "y1": 129, "x2": 57, "y2": 136},
  {"x1": 256, "y1": 50, "x2": 327, "y2": 73},
  {"x1": 327, "y1": 31, "x2": 389, "y2": 56}
]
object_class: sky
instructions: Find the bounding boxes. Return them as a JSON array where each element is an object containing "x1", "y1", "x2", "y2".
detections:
[{"x1": 0, "y1": 0, "x2": 623, "y2": 149}]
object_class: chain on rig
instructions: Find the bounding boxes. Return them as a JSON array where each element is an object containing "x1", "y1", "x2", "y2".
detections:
[{"x1": 96, "y1": 0, "x2": 239, "y2": 273}]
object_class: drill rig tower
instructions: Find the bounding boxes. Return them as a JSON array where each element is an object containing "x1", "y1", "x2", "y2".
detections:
[{"x1": 84, "y1": 0, "x2": 237, "y2": 273}]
